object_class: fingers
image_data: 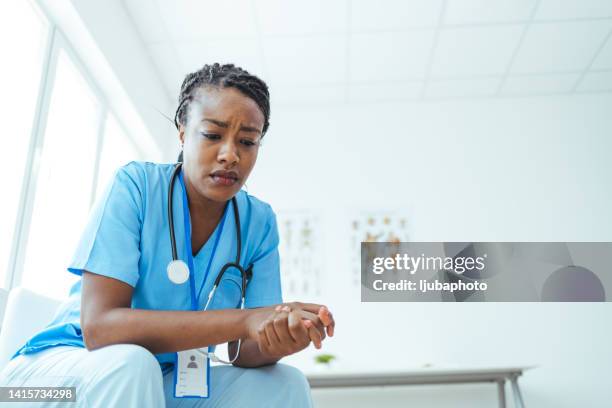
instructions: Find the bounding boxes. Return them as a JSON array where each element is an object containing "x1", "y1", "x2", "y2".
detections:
[
  {"x1": 295, "y1": 310, "x2": 326, "y2": 341},
  {"x1": 258, "y1": 306, "x2": 310, "y2": 358},
  {"x1": 260, "y1": 315, "x2": 284, "y2": 357},
  {"x1": 318, "y1": 306, "x2": 332, "y2": 325},
  {"x1": 285, "y1": 306, "x2": 324, "y2": 349},
  {"x1": 272, "y1": 309, "x2": 295, "y2": 346},
  {"x1": 287, "y1": 302, "x2": 326, "y2": 315},
  {"x1": 285, "y1": 302, "x2": 335, "y2": 337},
  {"x1": 302, "y1": 320, "x2": 323, "y2": 349},
  {"x1": 287, "y1": 310, "x2": 310, "y2": 347},
  {"x1": 284, "y1": 306, "x2": 324, "y2": 349},
  {"x1": 281, "y1": 306, "x2": 313, "y2": 349},
  {"x1": 318, "y1": 306, "x2": 335, "y2": 337},
  {"x1": 265, "y1": 303, "x2": 336, "y2": 354}
]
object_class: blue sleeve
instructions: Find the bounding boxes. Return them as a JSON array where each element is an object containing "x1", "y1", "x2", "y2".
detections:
[
  {"x1": 245, "y1": 206, "x2": 283, "y2": 308},
  {"x1": 67, "y1": 163, "x2": 144, "y2": 287}
]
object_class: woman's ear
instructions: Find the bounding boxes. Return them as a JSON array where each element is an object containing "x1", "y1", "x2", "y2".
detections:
[
  {"x1": 178, "y1": 125, "x2": 185, "y2": 146},
  {"x1": 177, "y1": 126, "x2": 185, "y2": 163}
]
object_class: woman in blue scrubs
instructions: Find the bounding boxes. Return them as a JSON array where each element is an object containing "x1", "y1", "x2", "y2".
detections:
[{"x1": 0, "y1": 63, "x2": 335, "y2": 407}]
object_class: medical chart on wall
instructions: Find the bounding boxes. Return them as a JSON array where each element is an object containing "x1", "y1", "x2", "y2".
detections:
[
  {"x1": 350, "y1": 212, "x2": 410, "y2": 286},
  {"x1": 277, "y1": 210, "x2": 322, "y2": 298}
]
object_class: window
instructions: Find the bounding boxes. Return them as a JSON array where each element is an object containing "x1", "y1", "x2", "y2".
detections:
[
  {"x1": 1, "y1": 5, "x2": 158, "y2": 299},
  {"x1": 0, "y1": 1, "x2": 47, "y2": 287},
  {"x1": 20, "y1": 50, "x2": 102, "y2": 299},
  {"x1": 94, "y1": 113, "x2": 142, "y2": 202}
]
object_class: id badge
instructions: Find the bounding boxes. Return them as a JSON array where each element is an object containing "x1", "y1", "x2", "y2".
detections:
[{"x1": 174, "y1": 348, "x2": 210, "y2": 398}]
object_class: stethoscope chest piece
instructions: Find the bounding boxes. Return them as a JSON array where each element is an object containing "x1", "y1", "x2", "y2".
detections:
[{"x1": 167, "y1": 259, "x2": 190, "y2": 284}]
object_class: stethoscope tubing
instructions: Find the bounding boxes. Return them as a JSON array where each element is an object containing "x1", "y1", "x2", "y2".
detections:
[
  {"x1": 168, "y1": 162, "x2": 250, "y2": 364},
  {"x1": 168, "y1": 162, "x2": 243, "y2": 282}
]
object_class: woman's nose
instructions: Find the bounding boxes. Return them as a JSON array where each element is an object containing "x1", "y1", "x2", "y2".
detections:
[{"x1": 217, "y1": 140, "x2": 239, "y2": 165}]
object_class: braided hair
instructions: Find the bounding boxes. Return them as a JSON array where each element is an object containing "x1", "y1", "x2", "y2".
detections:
[{"x1": 174, "y1": 63, "x2": 270, "y2": 162}]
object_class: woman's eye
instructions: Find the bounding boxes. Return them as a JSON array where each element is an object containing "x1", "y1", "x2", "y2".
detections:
[
  {"x1": 240, "y1": 139, "x2": 257, "y2": 147},
  {"x1": 201, "y1": 133, "x2": 220, "y2": 140}
]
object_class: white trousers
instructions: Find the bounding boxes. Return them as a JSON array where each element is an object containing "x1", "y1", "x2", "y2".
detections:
[{"x1": 0, "y1": 345, "x2": 313, "y2": 408}]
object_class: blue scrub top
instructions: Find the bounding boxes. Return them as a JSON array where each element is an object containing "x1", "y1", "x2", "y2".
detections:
[{"x1": 13, "y1": 161, "x2": 283, "y2": 374}]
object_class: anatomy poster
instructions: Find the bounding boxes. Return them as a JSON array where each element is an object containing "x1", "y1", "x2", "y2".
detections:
[
  {"x1": 276, "y1": 210, "x2": 322, "y2": 298},
  {"x1": 350, "y1": 212, "x2": 410, "y2": 286}
]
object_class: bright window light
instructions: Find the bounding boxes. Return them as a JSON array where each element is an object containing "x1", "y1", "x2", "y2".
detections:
[
  {"x1": 0, "y1": 1, "x2": 46, "y2": 288},
  {"x1": 21, "y1": 50, "x2": 101, "y2": 299},
  {"x1": 95, "y1": 113, "x2": 141, "y2": 202}
]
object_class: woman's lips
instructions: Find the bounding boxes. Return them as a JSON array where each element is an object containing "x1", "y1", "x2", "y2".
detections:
[{"x1": 210, "y1": 174, "x2": 238, "y2": 186}]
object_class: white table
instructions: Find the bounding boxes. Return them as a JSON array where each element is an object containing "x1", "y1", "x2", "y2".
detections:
[{"x1": 306, "y1": 366, "x2": 533, "y2": 408}]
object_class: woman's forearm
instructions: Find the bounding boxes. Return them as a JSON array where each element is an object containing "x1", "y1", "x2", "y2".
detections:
[{"x1": 82, "y1": 307, "x2": 265, "y2": 354}]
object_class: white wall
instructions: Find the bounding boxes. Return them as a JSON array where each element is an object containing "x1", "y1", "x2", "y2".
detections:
[{"x1": 247, "y1": 94, "x2": 612, "y2": 407}]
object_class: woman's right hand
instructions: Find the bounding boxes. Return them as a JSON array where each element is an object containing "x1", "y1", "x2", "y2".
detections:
[{"x1": 244, "y1": 302, "x2": 334, "y2": 358}]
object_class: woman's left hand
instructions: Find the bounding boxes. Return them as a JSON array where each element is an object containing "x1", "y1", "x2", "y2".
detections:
[
  {"x1": 255, "y1": 307, "x2": 310, "y2": 358},
  {"x1": 281, "y1": 302, "x2": 335, "y2": 338}
]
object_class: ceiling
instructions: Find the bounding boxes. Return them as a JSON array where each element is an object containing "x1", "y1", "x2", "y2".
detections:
[{"x1": 123, "y1": 0, "x2": 612, "y2": 106}]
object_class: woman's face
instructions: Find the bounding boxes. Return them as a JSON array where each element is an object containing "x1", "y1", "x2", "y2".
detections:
[{"x1": 179, "y1": 86, "x2": 264, "y2": 204}]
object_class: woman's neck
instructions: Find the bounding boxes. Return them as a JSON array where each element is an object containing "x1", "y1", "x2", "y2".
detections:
[
  {"x1": 183, "y1": 177, "x2": 226, "y2": 221},
  {"x1": 183, "y1": 178, "x2": 226, "y2": 255}
]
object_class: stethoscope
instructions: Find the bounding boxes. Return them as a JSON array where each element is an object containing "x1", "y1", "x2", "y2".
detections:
[{"x1": 166, "y1": 162, "x2": 252, "y2": 363}]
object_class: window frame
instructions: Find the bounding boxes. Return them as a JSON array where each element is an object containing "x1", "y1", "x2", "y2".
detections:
[{"x1": 4, "y1": 7, "x2": 144, "y2": 292}]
